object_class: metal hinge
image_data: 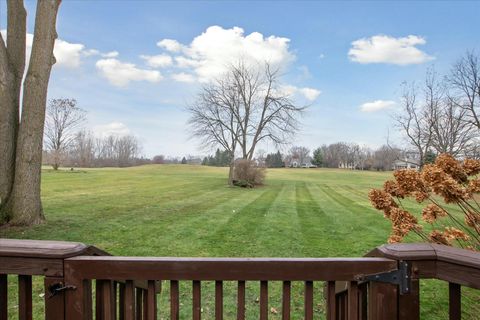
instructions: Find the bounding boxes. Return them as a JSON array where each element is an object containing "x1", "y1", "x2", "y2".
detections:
[
  {"x1": 48, "y1": 282, "x2": 76, "y2": 298},
  {"x1": 355, "y1": 261, "x2": 412, "y2": 295}
]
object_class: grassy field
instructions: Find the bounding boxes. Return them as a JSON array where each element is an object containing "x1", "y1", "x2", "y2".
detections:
[{"x1": 1, "y1": 165, "x2": 477, "y2": 319}]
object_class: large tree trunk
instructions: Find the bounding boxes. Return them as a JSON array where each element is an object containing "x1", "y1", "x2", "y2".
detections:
[
  {"x1": 3, "y1": 0, "x2": 61, "y2": 225},
  {"x1": 0, "y1": 1, "x2": 26, "y2": 212}
]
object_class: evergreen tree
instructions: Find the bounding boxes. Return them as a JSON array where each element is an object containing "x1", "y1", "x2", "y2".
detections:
[
  {"x1": 312, "y1": 148, "x2": 323, "y2": 167},
  {"x1": 181, "y1": 157, "x2": 187, "y2": 164}
]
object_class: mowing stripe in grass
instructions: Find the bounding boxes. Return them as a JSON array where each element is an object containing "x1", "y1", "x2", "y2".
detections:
[{"x1": 205, "y1": 187, "x2": 283, "y2": 256}]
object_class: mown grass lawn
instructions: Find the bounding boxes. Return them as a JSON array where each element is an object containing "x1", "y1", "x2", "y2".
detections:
[{"x1": 1, "y1": 165, "x2": 477, "y2": 319}]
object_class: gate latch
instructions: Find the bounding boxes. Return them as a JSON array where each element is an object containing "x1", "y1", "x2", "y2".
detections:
[
  {"x1": 48, "y1": 282, "x2": 76, "y2": 298},
  {"x1": 355, "y1": 261, "x2": 412, "y2": 295}
]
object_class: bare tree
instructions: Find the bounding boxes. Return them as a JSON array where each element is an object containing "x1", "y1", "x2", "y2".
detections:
[
  {"x1": 448, "y1": 51, "x2": 480, "y2": 129},
  {"x1": 394, "y1": 80, "x2": 435, "y2": 168},
  {"x1": 188, "y1": 73, "x2": 241, "y2": 185},
  {"x1": 70, "y1": 130, "x2": 95, "y2": 167},
  {"x1": 288, "y1": 146, "x2": 310, "y2": 166},
  {"x1": 44, "y1": 98, "x2": 86, "y2": 170},
  {"x1": 430, "y1": 97, "x2": 477, "y2": 156},
  {"x1": 0, "y1": 0, "x2": 62, "y2": 225},
  {"x1": 188, "y1": 61, "x2": 305, "y2": 184}
]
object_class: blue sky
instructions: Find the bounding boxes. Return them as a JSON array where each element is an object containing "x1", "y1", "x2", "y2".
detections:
[{"x1": 1, "y1": 1, "x2": 479, "y2": 157}]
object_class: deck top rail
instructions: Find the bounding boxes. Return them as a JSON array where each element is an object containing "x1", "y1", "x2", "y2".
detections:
[{"x1": 0, "y1": 239, "x2": 479, "y2": 320}]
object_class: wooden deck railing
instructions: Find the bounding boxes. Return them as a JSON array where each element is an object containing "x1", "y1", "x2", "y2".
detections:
[{"x1": 0, "y1": 239, "x2": 479, "y2": 320}]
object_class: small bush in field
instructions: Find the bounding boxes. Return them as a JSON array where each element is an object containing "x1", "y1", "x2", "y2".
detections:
[
  {"x1": 233, "y1": 159, "x2": 266, "y2": 188},
  {"x1": 369, "y1": 153, "x2": 480, "y2": 251}
]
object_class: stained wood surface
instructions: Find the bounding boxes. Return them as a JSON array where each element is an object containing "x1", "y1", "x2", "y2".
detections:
[
  {"x1": 0, "y1": 238, "x2": 108, "y2": 258},
  {"x1": 64, "y1": 257, "x2": 397, "y2": 281}
]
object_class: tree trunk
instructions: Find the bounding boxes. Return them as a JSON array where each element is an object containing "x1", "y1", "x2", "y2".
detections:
[
  {"x1": 228, "y1": 153, "x2": 235, "y2": 186},
  {"x1": 0, "y1": 1, "x2": 26, "y2": 211},
  {"x1": 3, "y1": 0, "x2": 61, "y2": 225}
]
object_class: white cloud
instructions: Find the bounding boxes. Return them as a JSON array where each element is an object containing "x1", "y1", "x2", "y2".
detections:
[
  {"x1": 54, "y1": 39, "x2": 85, "y2": 68},
  {"x1": 348, "y1": 35, "x2": 434, "y2": 65},
  {"x1": 157, "y1": 39, "x2": 183, "y2": 52},
  {"x1": 83, "y1": 49, "x2": 100, "y2": 57},
  {"x1": 280, "y1": 85, "x2": 321, "y2": 102},
  {"x1": 157, "y1": 26, "x2": 294, "y2": 82},
  {"x1": 1, "y1": 29, "x2": 109, "y2": 69},
  {"x1": 93, "y1": 122, "x2": 131, "y2": 137},
  {"x1": 299, "y1": 87, "x2": 321, "y2": 101},
  {"x1": 140, "y1": 54, "x2": 173, "y2": 68},
  {"x1": 96, "y1": 58, "x2": 162, "y2": 87},
  {"x1": 359, "y1": 100, "x2": 395, "y2": 112},
  {"x1": 102, "y1": 51, "x2": 119, "y2": 58},
  {"x1": 171, "y1": 72, "x2": 196, "y2": 83}
]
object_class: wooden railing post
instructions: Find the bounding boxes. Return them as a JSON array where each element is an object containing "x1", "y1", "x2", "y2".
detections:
[
  {"x1": 398, "y1": 280, "x2": 419, "y2": 320},
  {"x1": 44, "y1": 276, "x2": 66, "y2": 320},
  {"x1": 449, "y1": 283, "x2": 461, "y2": 320},
  {"x1": 0, "y1": 274, "x2": 7, "y2": 320},
  {"x1": 368, "y1": 282, "x2": 398, "y2": 320}
]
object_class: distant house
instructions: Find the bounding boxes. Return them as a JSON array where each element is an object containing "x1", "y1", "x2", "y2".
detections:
[
  {"x1": 392, "y1": 151, "x2": 420, "y2": 170},
  {"x1": 286, "y1": 157, "x2": 316, "y2": 168}
]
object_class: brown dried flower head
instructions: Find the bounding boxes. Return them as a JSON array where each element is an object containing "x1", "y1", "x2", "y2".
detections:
[
  {"x1": 368, "y1": 189, "x2": 398, "y2": 217},
  {"x1": 444, "y1": 227, "x2": 470, "y2": 242},
  {"x1": 429, "y1": 230, "x2": 451, "y2": 245},
  {"x1": 393, "y1": 169, "x2": 427, "y2": 196},
  {"x1": 383, "y1": 180, "x2": 405, "y2": 198},
  {"x1": 467, "y1": 179, "x2": 480, "y2": 194},
  {"x1": 463, "y1": 158, "x2": 480, "y2": 176},
  {"x1": 435, "y1": 153, "x2": 468, "y2": 183},
  {"x1": 422, "y1": 204, "x2": 447, "y2": 224},
  {"x1": 421, "y1": 164, "x2": 469, "y2": 203},
  {"x1": 389, "y1": 207, "x2": 420, "y2": 237},
  {"x1": 465, "y1": 211, "x2": 480, "y2": 228}
]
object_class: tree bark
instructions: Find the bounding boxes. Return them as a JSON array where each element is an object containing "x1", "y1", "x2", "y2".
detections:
[
  {"x1": 0, "y1": 1, "x2": 26, "y2": 211},
  {"x1": 4, "y1": 0, "x2": 61, "y2": 225}
]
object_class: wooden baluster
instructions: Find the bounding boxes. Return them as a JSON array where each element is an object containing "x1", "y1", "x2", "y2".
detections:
[
  {"x1": 18, "y1": 275, "x2": 32, "y2": 320},
  {"x1": 119, "y1": 283, "x2": 126, "y2": 320},
  {"x1": 0, "y1": 275, "x2": 7, "y2": 320},
  {"x1": 215, "y1": 281, "x2": 223, "y2": 320},
  {"x1": 339, "y1": 293, "x2": 346, "y2": 320},
  {"x1": 96, "y1": 280, "x2": 105, "y2": 320},
  {"x1": 102, "y1": 280, "x2": 115, "y2": 320},
  {"x1": 260, "y1": 281, "x2": 268, "y2": 320},
  {"x1": 348, "y1": 281, "x2": 358, "y2": 320},
  {"x1": 282, "y1": 281, "x2": 291, "y2": 320},
  {"x1": 170, "y1": 280, "x2": 179, "y2": 320},
  {"x1": 193, "y1": 281, "x2": 201, "y2": 320},
  {"x1": 237, "y1": 281, "x2": 246, "y2": 320},
  {"x1": 145, "y1": 281, "x2": 157, "y2": 320},
  {"x1": 305, "y1": 281, "x2": 313, "y2": 320},
  {"x1": 449, "y1": 283, "x2": 461, "y2": 320},
  {"x1": 44, "y1": 277, "x2": 65, "y2": 320},
  {"x1": 124, "y1": 280, "x2": 135, "y2": 320},
  {"x1": 136, "y1": 288, "x2": 143, "y2": 320},
  {"x1": 326, "y1": 281, "x2": 336, "y2": 320},
  {"x1": 358, "y1": 283, "x2": 368, "y2": 320},
  {"x1": 142, "y1": 289, "x2": 148, "y2": 320}
]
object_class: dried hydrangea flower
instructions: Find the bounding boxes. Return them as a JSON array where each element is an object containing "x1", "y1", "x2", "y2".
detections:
[
  {"x1": 463, "y1": 158, "x2": 480, "y2": 176},
  {"x1": 422, "y1": 164, "x2": 469, "y2": 203},
  {"x1": 422, "y1": 203, "x2": 447, "y2": 223},
  {"x1": 429, "y1": 230, "x2": 451, "y2": 245},
  {"x1": 383, "y1": 180, "x2": 405, "y2": 198},
  {"x1": 368, "y1": 189, "x2": 398, "y2": 217},
  {"x1": 435, "y1": 153, "x2": 468, "y2": 183},
  {"x1": 467, "y1": 179, "x2": 480, "y2": 194},
  {"x1": 394, "y1": 169, "x2": 428, "y2": 195},
  {"x1": 444, "y1": 227, "x2": 470, "y2": 241},
  {"x1": 388, "y1": 234, "x2": 403, "y2": 243},
  {"x1": 465, "y1": 211, "x2": 480, "y2": 228}
]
